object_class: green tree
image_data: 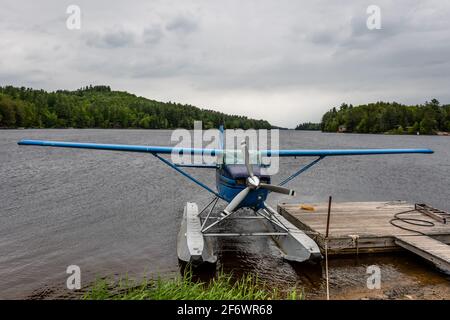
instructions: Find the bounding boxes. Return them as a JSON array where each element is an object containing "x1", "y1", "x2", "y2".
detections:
[
  {"x1": 0, "y1": 85, "x2": 273, "y2": 130},
  {"x1": 139, "y1": 115, "x2": 151, "y2": 129},
  {"x1": 408, "y1": 122, "x2": 420, "y2": 134},
  {"x1": 356, "y1": 117, "x2": 369, "y2": 133},
  {"x1": 0, "y1": 95, "x2": 16, "y2": 127},
  {"x1": 42, "y1": 110, "x2": 58, "y2": 128},
  {"x1": 320, "y1": 100, "x2": 449, "y2": 135},
  {"x1": 420, "y1": 116, "x2": 436, "y2": 134}
]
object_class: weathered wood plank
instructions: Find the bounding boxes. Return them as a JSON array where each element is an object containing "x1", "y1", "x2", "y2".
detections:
[
  {"x1": 278, "y1": 201, "x2": 450, "y2": 265},
  {"x1": 395, "y1": 235, "x2": 450, "y2": 273}
]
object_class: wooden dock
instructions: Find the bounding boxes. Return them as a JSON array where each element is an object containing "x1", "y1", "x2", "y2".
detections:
[{"x1": 278, "y1": 201, "x2": 450, "y2": 273}]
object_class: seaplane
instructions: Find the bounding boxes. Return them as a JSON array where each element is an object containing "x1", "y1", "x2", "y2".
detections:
[{"x1": 18, "y1": 126, "x2": 433, "y2": 265}]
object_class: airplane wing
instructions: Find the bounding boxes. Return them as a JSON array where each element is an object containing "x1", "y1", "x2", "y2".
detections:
[
  {"x1": 263, "y1": 148, "x2": 434, "y2": 157},
  {"x1": 17, "y1": 139, "x2": 217, "y2": 155},
  {"x1": 18, "y1": 139, "x2": 433, "y2": 156}
]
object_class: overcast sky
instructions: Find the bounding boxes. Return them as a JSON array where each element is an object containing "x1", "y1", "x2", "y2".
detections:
[{"x1": 1, "y1": 0, "x2": 450, "y2": 127}]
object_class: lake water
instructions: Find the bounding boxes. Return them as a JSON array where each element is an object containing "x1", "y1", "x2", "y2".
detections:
[{"x1": 0, "y1": 129, "x2": 449, "y2": 299}]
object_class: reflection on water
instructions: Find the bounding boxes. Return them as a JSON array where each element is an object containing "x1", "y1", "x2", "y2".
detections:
[{"x1": 0, "y1": 129, "x2": 449, "y2": 299}]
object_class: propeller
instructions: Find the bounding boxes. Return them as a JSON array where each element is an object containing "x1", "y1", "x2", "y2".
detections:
[{"x1": 223, "y1": 138, "x2": 296, "y2": 215}]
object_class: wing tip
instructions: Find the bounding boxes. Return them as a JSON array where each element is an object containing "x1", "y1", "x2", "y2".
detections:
[
  {"x1": 18, "y1": 139, "x2": 29, "y2": 145},
  {"x1": 18, "y1": 139, "x2": 41, "y2": 146}
]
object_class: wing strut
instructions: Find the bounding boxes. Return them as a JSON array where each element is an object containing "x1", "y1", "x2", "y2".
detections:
[
  {"x1": 277, "y1": 156, "x2": 325, "y2": 187},
  {"x1": 152, "y1": 153, "x2": 223, "y2": 199}
]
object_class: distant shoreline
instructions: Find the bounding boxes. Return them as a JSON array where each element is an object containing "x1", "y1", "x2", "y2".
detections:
[{"x1": 3, "y1": 127, "x2": 449, "y2": 136}]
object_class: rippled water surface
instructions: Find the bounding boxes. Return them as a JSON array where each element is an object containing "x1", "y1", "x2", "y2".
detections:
[{"x1": 1, "y1": 129, "x2": 449, "y2": 299}]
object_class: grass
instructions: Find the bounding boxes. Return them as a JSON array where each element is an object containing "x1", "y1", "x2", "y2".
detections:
[{"x1": 82, "y1": 270, "x2": 303, "y2": 300}]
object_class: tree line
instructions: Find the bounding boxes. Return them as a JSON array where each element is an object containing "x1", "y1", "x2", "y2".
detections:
[
  {"x1": 0, "y1": 85, "x2": 272, "y2": 130},
  {"x1": 295, "y1": 122, "x2": 321, "y2": 130},
  {"x1": 320, "y1": 99, "x2": 450, "y2": 135}
]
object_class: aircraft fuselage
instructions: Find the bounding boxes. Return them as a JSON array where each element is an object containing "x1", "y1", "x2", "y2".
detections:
[{"x1": 216, "y1": 164, "x2": 270, "y2": 210}]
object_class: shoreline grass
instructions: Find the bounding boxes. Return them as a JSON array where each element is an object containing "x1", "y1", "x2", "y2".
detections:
[{"x1": 82, "y1": 271, "x2": 303, "y2": 300}]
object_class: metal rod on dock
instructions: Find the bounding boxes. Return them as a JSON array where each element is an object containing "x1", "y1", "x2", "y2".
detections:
[
  {"x1": 326, "y1": 196, "x2": 332, "y2": 238},
  {"x1": 325, "y1": 196, "x2": 332, "y2": 300}
]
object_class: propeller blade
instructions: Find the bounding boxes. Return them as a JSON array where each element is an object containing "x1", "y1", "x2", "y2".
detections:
[
  {"x1": 259, "y1": 183, "x2": 296, "y2": 196},
  {"x1": 241, "y1": 138, "x2": 254, "y2": 177},
  {"x1": 223, "y1": 187, "x2": 251, "y2": 214}
]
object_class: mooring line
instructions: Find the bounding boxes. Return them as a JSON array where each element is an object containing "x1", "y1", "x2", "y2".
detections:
[{"x1": 389, "y1": 208, "x2": 435, "y2": 235}]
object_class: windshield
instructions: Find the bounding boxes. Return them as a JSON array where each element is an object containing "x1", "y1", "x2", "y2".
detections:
[{"x1": 221, "y1": 150, "x2": 261, "y2": 165}]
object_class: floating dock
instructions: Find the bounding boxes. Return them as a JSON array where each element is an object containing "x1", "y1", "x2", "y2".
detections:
[{"x1": 278, "y1": 201, "x2": 450, "y2": 273}]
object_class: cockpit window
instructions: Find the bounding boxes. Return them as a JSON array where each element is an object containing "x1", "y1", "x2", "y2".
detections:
[{"x1": 221, "y1": 150, "x2": 261, "y2": 165}]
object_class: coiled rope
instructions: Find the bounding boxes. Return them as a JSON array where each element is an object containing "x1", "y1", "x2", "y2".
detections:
[{"x1": 389, "y1": 209, "x2": 435, "y2": 235}]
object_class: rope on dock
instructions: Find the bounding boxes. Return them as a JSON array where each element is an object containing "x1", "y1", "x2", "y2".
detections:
[
  {"x1": 349, "y1": 234, "x2": 360, "y2": 255},
  {"x1": 389, "y1": 208, "x2": 435, "y2": 235}
]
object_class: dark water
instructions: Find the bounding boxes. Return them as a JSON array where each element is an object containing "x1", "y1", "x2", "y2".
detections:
[{"x1": 0, "y1": 129, "x2": 449, "y2": 299}]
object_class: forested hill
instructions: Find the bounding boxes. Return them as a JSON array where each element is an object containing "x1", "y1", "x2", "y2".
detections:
[
  {"x1": 0, "y1": 85, "x2": 272, "y2": 129},
  {"x1": 321, "y1": 100, "x2": 450, "y2": 135},
  {"x1": 295, "y1": 122, "x2": 321, "y2": 130}
]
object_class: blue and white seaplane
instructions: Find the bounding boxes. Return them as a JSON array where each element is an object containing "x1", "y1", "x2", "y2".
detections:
[{"x1": 18, "y1": 127, "x2": 433, "y2": 265}]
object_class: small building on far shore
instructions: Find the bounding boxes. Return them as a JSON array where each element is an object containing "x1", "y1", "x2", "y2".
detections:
[{"x1": 338, "y1": 125, "x2": 347, "y2": 133}]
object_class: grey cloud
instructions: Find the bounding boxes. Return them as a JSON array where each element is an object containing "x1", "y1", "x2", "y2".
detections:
[
  {"x1": 1, "y1": 0, "x2": 450, "y2": 127},
  {"x1": 0, "y1": 69, "x2": 51, "y2": 89},
  {"x1": 308, "y1": 30, "x2": 338, "y2": 46},
  {"x1": 143, "y1": 25, "x2": 164, "y2": 44},
  {"x1": 166, "y1": 15, "x2": 198, "y2": 34},
  {"x1": 86, "y1": 28, "x2": 136, "y2": 48}
]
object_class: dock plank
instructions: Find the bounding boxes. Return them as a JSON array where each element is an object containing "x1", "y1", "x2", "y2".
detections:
[
  {"x1": 395, "y1": 235, "x2": 450, "y2": 273},
  {"x1": 278, "y1": 201, "x2": 450, "y2": 272}
]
